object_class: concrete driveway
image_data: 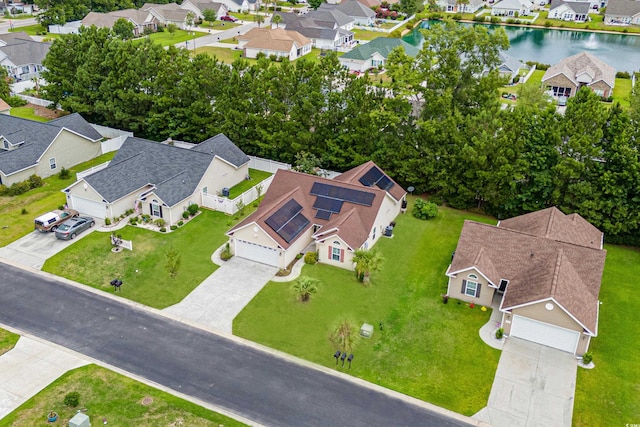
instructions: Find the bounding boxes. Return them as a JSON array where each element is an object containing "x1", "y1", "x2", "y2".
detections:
[
  {"x1": 474, "y1": 337, "x2": 577, "y2": 427},
  {"x1": 163, "y1": 257, "x2": 277, "y2": 334},
  {"x1": 0, "y1": 226, "x2": 97, "y2": 270}
]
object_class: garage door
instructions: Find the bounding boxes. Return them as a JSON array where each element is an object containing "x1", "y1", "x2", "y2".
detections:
[
  {"x1": 510, "y1": 315, "x2": 580, "y2": 354},
  {"x1": 235, "y1": 240, "x2": 279, "y2": 266},
  {"x1": 70, "y1": 195, "x2": 107, "y2": 219}
]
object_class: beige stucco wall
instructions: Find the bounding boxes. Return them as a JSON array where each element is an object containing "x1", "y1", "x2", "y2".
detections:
[
  {"x1": 447, "y1": 268, "x2": 496, "y2": 307},
  {"x1": 197, "y1": 158, "x2": 248, "y2": 197},
  {"x1": 282, "y1": 227, "x2": 314, "y2": 269},
  {"x1": 111, "y1": 191, "x2": 146, "y2": 220},
  {"x1": 317, "y1": 236, "x2": 355, "y2": 271},
  {"x1": 34, "y1": 131, "x2": 102, "y2": 180},
  {"x1": 1, "y1": 167, "x2": 34, "y2": 186},
  {"x1": 589, "y1": 80, "x2": 613, "y2": 97},
  {"x1": 543, "y1": 74, "x2": 578, "y2": 96},
  {"x1": 66, "y1": 181, "x2": 105, "y2": 202},
  {"x1": 511, "y1": 300, "x2": 583, "y2": 332},
  {"x1": 233, "y1": 223, "x2": 281, "y2": 248}
]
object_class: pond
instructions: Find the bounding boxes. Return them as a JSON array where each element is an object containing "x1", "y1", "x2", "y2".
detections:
[{"x1": 403, "y1": 21, "x2": 640, "y2": 72}]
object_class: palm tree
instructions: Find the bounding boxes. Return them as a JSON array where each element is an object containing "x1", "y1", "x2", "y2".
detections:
[
  {"x1": 352, "y1": 249, "x2": 384, "y2": 283},
  {"x1": 272, "y1": 14, "x2": 283, "y2": 29},
  {"x1": 254, "y1": 13, "x2": 265, "y2": 28},
  {"x1": 292, "y1": 276, "x2": 319, "y2": 302}
]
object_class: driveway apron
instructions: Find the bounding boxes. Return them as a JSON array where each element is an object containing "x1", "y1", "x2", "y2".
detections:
[
  {"x1": 474, "y1": 337, "x2": 577, "y2": 427},
  {"x1": 163, "y1": 257, "x2": 277, "y2": 334}
]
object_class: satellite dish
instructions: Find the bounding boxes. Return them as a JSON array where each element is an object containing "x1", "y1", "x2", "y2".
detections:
[{"x1": 407, "y1": 186, "x2": 415, "y2": 194}]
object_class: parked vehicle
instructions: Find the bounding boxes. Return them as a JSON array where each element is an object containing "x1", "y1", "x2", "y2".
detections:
[
  {"x1": 54, "y1": 216, "x2": 95, "y2": 240},
  {"x1": 221, "y1": 15, "x2": 238, "y2": 22},
  {"x1": 34, "y1": 209, "x2": 79, "y2": 232}
]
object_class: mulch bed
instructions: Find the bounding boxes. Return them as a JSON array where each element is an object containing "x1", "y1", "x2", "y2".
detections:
[{"x1": 26, "y1": 103, "x2": 64, "y2": 119}]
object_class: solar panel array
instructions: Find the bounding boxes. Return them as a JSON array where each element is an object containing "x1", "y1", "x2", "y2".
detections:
[
  {"x1": 358, "y1": 166, "x2": 395, "y2": 191},
  {"x1": 315, "y1": 210, "x2": 332, "y2": 220},
  {"x1": 313, "y1": 196, "x2": 344, "y2": 212},
  {"x1": 310, "y1": 182, "x2": 375, "y2": 207},
  {"x1": 265, "y1": 199, "x2": 310, "y2": 243}
]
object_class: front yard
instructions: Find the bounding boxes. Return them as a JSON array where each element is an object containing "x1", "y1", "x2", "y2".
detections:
[
  {"x1": 42, "y1": 209, "x2": 246, "y2": 309},
  {"x1": 0, "y1": 152, "x2": 116, "y2": 248},
  {"x1": 573, "y1": 244, "x2": 640, "y2": 426},
  {"x1": 0, "y1": 328, "x2": 19, "y2": 356},
  {"x1": 0, "y1": 364, "x2": 245, "y2": 427},
  {"x1": 234, "y1": 204, "x2": 501, "y2": 416}
]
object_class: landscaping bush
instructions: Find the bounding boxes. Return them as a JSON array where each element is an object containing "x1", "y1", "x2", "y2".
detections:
[
  {"x1": 473, "y1": 15, "x2": 485, "y2": 22},
  {"x1": 58, "y1": 167, "x2": 71, "y2": 180},
  {"x1": 141, "y1": 214, "x2": 151, "y2": 222},
  {"x1": 525, "y1": 61, "x2": 550, "y2": 70},
  {"x1": 6, "y1": 95, "x2": 26, "y2": 107},
  {"x1": 125, "y1": 209, "x2": 135, "y2": 216},
  {"x1": 63, "y1": 391, "x2": 80, "y2": 407},
  {"x1": 220, "y1": 242, "x2": 233, "y2": 261},
  {"x1": 491, "y1": 16, "x2": 500, "y2": 23},
  {"x1": 182, "y1": 210, "x2": 190, "y2": 219},
  {"x1": 616, "y1": 71, "x2": 631, "y2": 79},
  {"x1": 187, "y1": 203, "x2": 199, "y2": 216},
  {"x1": 170, "y1": 225, "x2": 178, "y2": 230},
  {"x1": 495, "y1": 328, "x2": 504, "y2": 339},
  {"x1": 412, "y1": 199, "x2": 438, "y2": 220},
  {"x1": 155, "y1": 218, "x2": 166, "y2": 227},
  {"x1": 105, "y1": 218, "x2": 111, "y2": 226},
  {"x1": 452, "y1": 13, "x2": 462, "y2": 20},
  {"x1": 513, "y1": 74, "x2": 520, "y2": 83},
  {"x1": 582, "y1": 351, "x2": 593, "y2": 364},
  {"x1": 544, "y1": 20, "x2": 552, "y2": 27},
  {"x1": 129, "y1": 217, "x2": 138, "y2": 225},
  {"x1": 28, "y1": 174, "x2": 43, "y2": 190},
  {"x1": 21, "y1": 208, "x2": 28, "y2": 215},
  {"x1": 390, "y1": 29, "x2": 402, "y2": 38},
  {"x1": 178, "y1": 220, "x2": 184, "y2": 226},
  {"x1": 304, "y1": 251, "x2": 318, "y2": 264},
  {"x1": 159, "y1": 227, "x2": 167, "y2": 232},
  {"x1": 506, "y1": 18, "x2": 516, "y2": 24}
]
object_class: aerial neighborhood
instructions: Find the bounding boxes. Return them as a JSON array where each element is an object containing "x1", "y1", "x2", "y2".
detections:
[{"x1": 0, "y1": 0, "x2": 638, "y2": 425}]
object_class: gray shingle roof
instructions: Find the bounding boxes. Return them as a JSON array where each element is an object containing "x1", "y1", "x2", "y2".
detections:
[
  {"x1": 605, "y1": 0, "x2": 640, "y2": 16},
  {"x1": 319, "y1": 0, "x2": 376, "y2": 18},
  {"x1": 306, "y1": 9, "x2": 353, "y2": 27},
  {"x1": 83, "y1": 135, "x2": 247, "y2": 205},
  {"x1": 0, "y1": 37, "x2": 51, "y2": 67},
  {"x1": 550, "y1": 0, "x2": 591, "y2": 13},
  {"x1": 0, "y1": 113, "x2": 100, "y2": 176}
]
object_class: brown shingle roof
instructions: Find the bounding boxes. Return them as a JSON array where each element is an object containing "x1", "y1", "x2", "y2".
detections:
[
  {"x1": 239, "y1": 28, "x2": 311, "y2": 53},
  {"x1": 333, "y1": 160, "x2": 406, "y2": 201},
  {"x1": 449, "y1": 216, "x2": 606, "y2": 334},
  {"x1": 542, "y1": 51, "x2": 616, "y2": 91},
  {"x1": 228, "y1": 167, "x2": 387, "y2": 250}
]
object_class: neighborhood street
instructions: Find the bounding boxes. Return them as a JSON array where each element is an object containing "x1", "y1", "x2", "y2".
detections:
[{"x1": 0, "y1": 261, "x2": 473, "y2": 427}]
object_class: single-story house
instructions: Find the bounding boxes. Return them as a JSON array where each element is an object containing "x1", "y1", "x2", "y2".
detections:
[
  {"x1": 274, "y1": 12, "x2": 355, "y2": 49},
  {"x1": 0, "y1": 113, "x2": 103, "y2": 187},
  {"x1": 548, "y1": 0, "x2": 591, "y2": 21},
  {"x1": 491, "y1": 0, "x2": 533, "y2": 16},
  {"x1": 446, "y1": 207, "x2": 606, "y2": 355},
  {"x1": 63, "y1": 134, "x2": 249, "y2": 223},
  {"x1": 318, "y1": 1, "x2": 376, "y2": 26},
  {"x1": 494, "y1": 51, "x2": 525, "y2": 82},
  {"x1": 215, "y1": 0, "x2": 259, "y2": 13},
  {"x1": 227, "y1": 161, "x2": 406, "y2": 270},
  {"x1": 239, "y1": 28, "x2": 312, "y2": 60},
  {"x1": 141, "y1": 3, "x2": 192, "y2": 29},
  {"x1": 438, "y1": 0, "x2": 485, "y2": 13},
  {"x1": 180, "y1": 0, "x2": 229, "y2": 20},
  {"x1": 0, "y1": 1, "x2": 35, "y2": 14},
  {"x1": 604, "y1": 0, "x2": 640, "y2": 25},
  {"x1": 81, "y1": 10, "x2": 157, "y2": 37},
  {"x1": 541, "y1": 51, "x2": 615, "y2": 98},
  {"x1": 0, "y1": 32, "x2": 50, "y2": 81},
  {"x1": 339, "y1": 37, "x2": 418, "y2": 73}
]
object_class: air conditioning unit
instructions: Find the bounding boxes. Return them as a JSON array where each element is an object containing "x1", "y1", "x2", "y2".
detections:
[
  {"x1": 384, "y1": 225, "x2": 393, "y2": 237},
  {"x1": 69, "y1": 413, "x2": 91, "y2": 427},
  {"x1": 221, "y1": 187, "x2": 230, "y2": 197}
]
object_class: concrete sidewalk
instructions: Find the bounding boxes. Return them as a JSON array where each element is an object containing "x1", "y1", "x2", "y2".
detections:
[
  {"x1": 163, "y1": 256, "x2": 277, "y2": 334},
  {"x1": 0, "y1": 337, "x2": 88, "y2": 419}
]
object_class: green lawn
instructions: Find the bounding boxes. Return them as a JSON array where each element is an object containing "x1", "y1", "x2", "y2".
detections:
[
  {"x1": 0, "y1": 152, "x2": 116, "y2": 247},
  {"x1": 133, "y1": 30, "x2": 206, "y2": 48},
  {"x1": 0, "y1": 364, "x2": 245, "y2": 427},
  {"x1": 612, "y1": 77, "x2": 632, "y2": 108},
  {"x1": 10, "y1": 106, "x2": 50, "y2": 122},
  {"x1": 42, "y1": 208, "x2": 247, "y2": 309},
  {"x1": 234, "y1": 204, "x2": 501, "y2": 415},
  {"x1": 573, "y1": 244, "x2": 640, "y2": 426},
  {"x1": 199, "y1": 21, "x2": 241, "y2": 30},
  {"x1": 228, "y1": 169, "x2": 272, "y2": 199},
  {"x1": 0, "y1": 328, "x2": 19, "y2": 357},
  {"x1": 353, "y1": 29, "x2": 386, "y2": 41},
  {"x1": 523, "y1": 69, "x2": 544, "y2": 88},
  {"x1": 197, "y1": 46, "x2": 244, "y2": 64},
  {"x1": 9, "y1": 23, "x2": 46, "y2": 36}
]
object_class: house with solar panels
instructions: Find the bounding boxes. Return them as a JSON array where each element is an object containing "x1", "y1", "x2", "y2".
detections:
[{"x1": 226, "y1": 161, "x2": 406, "y2": 269}]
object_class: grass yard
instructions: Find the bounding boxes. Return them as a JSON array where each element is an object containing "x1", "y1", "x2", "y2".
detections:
[
  {"x1": 197, "y1": 46, "x2": 244, "y2": 64},
  {"x1": 0, "y1": 152, "x2": 116, "y2": 247},
  {"x1": 10, "y1": 106, "x2": 50, "y2": 122},
  {"x1": 353, "y1": 29, "x2": 386, "y2": 41},
  {"x1": 0, "y1": 364, "x2": 245, "y2": 427},
  {"x1": 234, "y1": 204, "x2": 501, "y2": 415},
  {"x1": 228, "y1": 169, "x2": 272, "y2": 199},
  {"x1": 612, "y1": 77, "x2": 632, "y2": 108},
  {"x1": 573, "y1": 244, "x2": 640, "y2": 426},
  {"x1": 523, "y1": 69, "x2": 544, "y2": 88},
  {"x1": 42, "y1": 208, "x2": 247, "y2": 309},
  {"x1": 199, "y1": 21, "x2": 241, "y2": 30},
  {"x1": 0, "y1": 328, "x2": 19, "y2": 357},
  {"x1": 133, "y1": 30, "x2": 206, "y2": 48}
]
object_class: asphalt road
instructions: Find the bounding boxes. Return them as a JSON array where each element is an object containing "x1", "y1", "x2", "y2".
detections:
[{"x1": 0, "y1": 262, "x2": 472, "y2": 427}]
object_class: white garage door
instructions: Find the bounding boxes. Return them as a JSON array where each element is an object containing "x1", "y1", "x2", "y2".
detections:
[
  {"x1": 235, "y1": 240, "x2": 279, "y2": 266},
  {"x1": 510, "y1": 315, "x2": 580, "y2": 354},
  {"x1": 70, "y1": 195, "x2": 107, "y2": 219}
]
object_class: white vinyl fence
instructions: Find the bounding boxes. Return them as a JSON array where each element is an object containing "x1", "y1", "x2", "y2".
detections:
[
  {"x1": 13, "y1": 94, "x2": 53, "y2": 107},
  {"x1": 76, "y1": 161, "x2": 110, "y2": 180},
  {"x1": 247, "y1": 156, "x2": 291, "y2": 173},
  {"x1": 202, "y1": 175, "x2": 274, "y2": 214}
]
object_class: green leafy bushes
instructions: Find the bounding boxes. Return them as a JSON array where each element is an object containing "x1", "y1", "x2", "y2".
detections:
[{"x1": 412, "y1": 199, "x2": 438, "y2": 220}]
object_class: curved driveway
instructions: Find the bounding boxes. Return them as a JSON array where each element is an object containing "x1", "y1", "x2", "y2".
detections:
[{"x1": 0, "y1": 262, "x2": 474, "y2": 427}]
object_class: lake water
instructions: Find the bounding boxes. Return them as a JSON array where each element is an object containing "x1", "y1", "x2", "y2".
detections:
[{"x1": 403, "y1": 21, "x2": 640, "y2": 72}]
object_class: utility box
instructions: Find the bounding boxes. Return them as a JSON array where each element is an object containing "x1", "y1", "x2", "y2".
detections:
[
  {"x1": 384, "y1": 225, "x2": 393, "y2": 237},
  {"x1": 69, "y1": 412, "x2": 91, "y2": 427},
  {"x1": 360, "y1": 323, "x2": 374, "y2": 338},
  {"x1": 221, "y1": 187, "x2": 230, "y2": 197}
]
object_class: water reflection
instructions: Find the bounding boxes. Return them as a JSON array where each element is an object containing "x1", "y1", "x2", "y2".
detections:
[{"x1": 404, "y1": 21, "x2": 640, "y2": 71}]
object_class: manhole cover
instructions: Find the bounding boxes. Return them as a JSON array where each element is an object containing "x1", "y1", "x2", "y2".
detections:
[{"x1": 141, "y1": 396, "x2": 153, "y2": 406}]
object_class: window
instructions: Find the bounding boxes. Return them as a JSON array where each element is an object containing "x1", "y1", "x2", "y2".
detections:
[
  {"x1": 332, "y1": 246, "x2": 341, "y2": 261},
  {"x1": 151, "y1": 203, "x2": 161, "y2": 217},
  {"x1": 3, "y1": 140, "x2": 8, "y2": 149},
  {"x1": 463, "y1": 274, "x2": 481, "y2": 298},
  {"x1": 49, "y1": 157, "x2": 57, "y2": 170},
  {"x1": 203, "y1": 186, "x2": 208, "y2": 194},
  {"x1": 372, "y1": 227, "x2": 376, "y2": 240}
]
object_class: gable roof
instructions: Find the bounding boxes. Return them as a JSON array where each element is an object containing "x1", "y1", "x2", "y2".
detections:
[
  {"x1": 542, "y1": 51, "x2": 616, "y2": 89},
  {"x1": 306, "y1": 8, "x2": 354, "y2": 27},
  {"x1": 333, "y1": 160, "x2": 406, "y2": 201},
  {"x1": 492, "y1": 0, "x2": 532, "y2": 9},
  {"x1": 229, "y1": 162, "x2": 402, "y2": 250},
  {"x1": 0, "y1": 113, "x2": 101, "y2": 176},
  {"x1": 239, "y1": 28, "x2": 312, "y2": 52},
  {"x1": 80, "y1": 134, "x2": 247, "y2": 206},
  {"x1": 605, "y1": 0, "x2": 640, "y2": 16},
  {"x1": 497, "y1": 51, "x2": 524, "y2": 73},
  {"x1": 0, "y1": 36, "x2": 51, "y2": 67},
  {"x1": 550, "y1": 0, "x2": 591, "y2": 13},
  {"x1": 339, "y1": 37, "x2": 418, "y2": 61},
  {"x1": 319, "y1": 0, "x2": 376, "y2": 18},
  {"x1": 0, "y1": 98, "x2": 10, "y2": 112},
  {"x1": 81, "y1": 11, "x2": 122, "y2": 28},
  {"x1": 449, "y1": 209, "x2": 606, "y2": 335}
]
